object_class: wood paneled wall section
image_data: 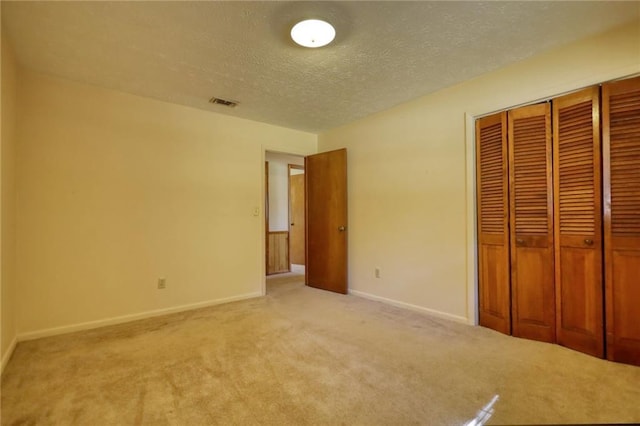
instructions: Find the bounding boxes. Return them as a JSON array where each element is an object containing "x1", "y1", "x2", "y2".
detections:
[
  {"x1": 603, "y1": 76, "x2": 640, "y2": 366},
  {"x1": 476, "y1": 112, "x2": 511, "y2": 335},
  {"x1": 552, "y1": 87, "x2": 604, "y2": 358},
  {"x1": 267, "y1": 231, "x2": 290, "y2": 275}
]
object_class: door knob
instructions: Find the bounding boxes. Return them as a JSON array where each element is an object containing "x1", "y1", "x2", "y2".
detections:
[
  {"x1": 291, "y1": 223, "x2": 294, "y2": 226},
  {"x1": 584, "y1": 238, "x2": 594, "y2": 246},
  {"x1": 338, "y1": 226, "x2": 346, "y2": 232}
]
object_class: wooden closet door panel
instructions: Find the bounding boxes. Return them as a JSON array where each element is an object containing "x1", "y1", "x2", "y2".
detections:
[
  {"x1": 479, "y1": 244, "x2": 511, "y2": 329},
  {"x1": 559, "y1": 247, "x2": 601, "y2": 332},
  {"x1": 603, "y1": 76, "x2": 640, "y2": 366},
  {"x1": 508, "y1": 104, "x2": 555, "y2": 343},
  {"x1": 553, "y1": 87, "x2": 604, "y2": 358},
  {"x1": 476, "y1": 112, "x2": 511, "y2": 335}
]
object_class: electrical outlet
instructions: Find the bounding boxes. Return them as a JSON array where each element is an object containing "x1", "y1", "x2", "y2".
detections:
[
  {"x1": 157, "y1": 278, "x2": 166, "y2": 289},
  {"x1": 375, "y1": 267, "x2": 381, "y2": 278}
]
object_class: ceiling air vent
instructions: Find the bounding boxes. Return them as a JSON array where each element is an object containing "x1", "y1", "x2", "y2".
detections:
[{"x1": 209, "y1": 97, "x2": 238, "y2": 108}]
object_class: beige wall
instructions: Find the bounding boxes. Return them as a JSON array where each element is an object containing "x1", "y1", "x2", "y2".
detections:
[
  {"x1": 318, "y1": 22, "x2": 640, "y2": 322},
  {"x1": 16, "y1": 71, "x2": 316, "y2": 337},
  {"x1": 1, "y1": 33, "x2": 19, "y2": 368}
]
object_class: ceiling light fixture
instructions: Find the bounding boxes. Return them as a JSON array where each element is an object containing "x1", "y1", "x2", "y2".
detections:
[{"x1": 290, "y1": 19, "x2": 335, "y2": 48}]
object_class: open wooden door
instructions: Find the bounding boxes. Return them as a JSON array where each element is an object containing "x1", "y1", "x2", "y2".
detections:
[
  {"x1": 289, "y1": 165, "x2": 305, "y2": 266},
  {"x1": 603, "y1": 76, "x2": 640, "y2": 366},
  {"x1": 508, "y1": 103, "x2": 555, "y2": 343},
  {"x1": 553, "y1": 87, "x2": 604, "y2": 358},
  {"x1": 305, "y1": 149, "x2": 348, "y2": 294}
]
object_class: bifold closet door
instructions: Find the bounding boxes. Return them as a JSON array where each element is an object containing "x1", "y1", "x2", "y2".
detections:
[
  {"x1": 508, "y1": 104, "x2": 555, "y2": 343},
  {"x1": 603, "y1": 76, "x2": 640, "y2": 366},
  {"x1": 476, "y1": 112, "x2": 511, "y2": 335},
  {"x1": 553, "y1": 87, "x2": 604, "y2": 358}
]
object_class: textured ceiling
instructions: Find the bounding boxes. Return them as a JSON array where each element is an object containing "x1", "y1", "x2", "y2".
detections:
[{"x1": 2, "y1": 1, "x2": 639, "y2": 133}]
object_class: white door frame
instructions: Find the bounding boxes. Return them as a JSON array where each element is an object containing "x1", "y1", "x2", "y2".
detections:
[{"x1": 464, "y1": 112, "x2": 479, "y2": 326}]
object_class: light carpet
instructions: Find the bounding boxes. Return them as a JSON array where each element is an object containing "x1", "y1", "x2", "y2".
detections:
[{"x1": 2, "y1": 273, "x2": 639, "y2": 425}]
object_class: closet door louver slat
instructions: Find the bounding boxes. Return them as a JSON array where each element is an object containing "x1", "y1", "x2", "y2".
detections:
[
  {"x1": 476, "y1": 112, "x2": 511, "y2": 335},
  {"x1": 508, "y1": 104, "x2": 555, "y2": 343},
  {"x1": 603, "y1": 76, "x2": 640, "y2": 366},
  {"x1": 553, "y1": 87, "x2": 604, "y2": 358}
]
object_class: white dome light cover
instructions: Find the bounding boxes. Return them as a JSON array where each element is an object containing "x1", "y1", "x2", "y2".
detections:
[{"x1": 291, "y1": 19, "x2": 336, "y2": 48}]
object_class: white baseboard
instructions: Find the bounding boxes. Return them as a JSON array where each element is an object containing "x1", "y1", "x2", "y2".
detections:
[
  {"x1": 291, "y1": 264, "x2": 305, "y2": 274},
  {"x1": 17, "y1": 292, "x2": 262, "y2": 342},
  {"x1": 349, "y1": 289, "x2": 469, "y2": 324},
  {"x1": 1, "y1": 335, "x2": 18, "y2": 374}
]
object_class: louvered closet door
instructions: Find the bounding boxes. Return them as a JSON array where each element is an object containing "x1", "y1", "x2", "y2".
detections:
[
  {"x1": 603, "y1": 76, "x2": 640, "y2": 366},
  {"x1": 508, "y1": 104, "x2": 555, "y2": 343},
  {"x1": 476, "y1": 112, "x2": 511, "y2": 335},
  {"x1": 553, "y1": 87, "x2": 604, "y2": 358}
]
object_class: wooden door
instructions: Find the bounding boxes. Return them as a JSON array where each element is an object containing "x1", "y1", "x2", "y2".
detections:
[
  {"x1": 553, "y1": 87, "x2": 604, "y2": 358},
  {"x1": 508, "y1": 104, "x2": 555, "y2": 343},
  {"x1": 476, "y1": 112, "x2": 511, "y2": 335},
  {"x1": 289, "y1": 166, "x2": 305, "y2": 265},
  {"x1": 603, "y1": 76, "x2": 640, "y2": 366},
  {"x1": 305, "y1": 149, "x2": 348, "y2": 294}
]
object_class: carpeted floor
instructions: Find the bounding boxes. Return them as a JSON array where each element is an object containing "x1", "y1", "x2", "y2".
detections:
[{"x1": 2, "y1": 273, "x2": 640, "y2": 425}]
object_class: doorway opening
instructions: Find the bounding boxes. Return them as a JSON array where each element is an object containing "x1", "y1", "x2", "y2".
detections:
[
  {"x1": 288, "y1": 164, "x2": 305, "y2": 274},
  {"x1": 263, "y1": 148, "x2": 348, "y2": 296},
  {"x1": 265, "y1": 152, "x2": 305, "y2": 276}
]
